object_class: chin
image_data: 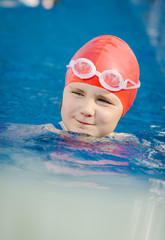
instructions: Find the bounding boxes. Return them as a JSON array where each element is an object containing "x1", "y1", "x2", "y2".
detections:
[{"x1": 71, "y1": 127, "x2": 94, "y2": 136}]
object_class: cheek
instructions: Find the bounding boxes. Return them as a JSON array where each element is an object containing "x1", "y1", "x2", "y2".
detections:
[
  {"x1": 97, "y1": 107, "x2": 121, "y2": 127},
  {"x1": 61, "y1": 97, "x2": 77, "y2": 118},
  {"x1": 97, "y1": 110, "x2": 112, "y2": 125}
]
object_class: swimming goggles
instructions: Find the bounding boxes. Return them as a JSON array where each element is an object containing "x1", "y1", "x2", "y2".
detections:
[{"x1": 66, "y1": 58, "x2": 140, "y2": 92}]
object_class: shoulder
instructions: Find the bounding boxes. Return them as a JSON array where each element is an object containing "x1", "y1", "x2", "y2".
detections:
[
  {"x1": 108, "y1": 132, "x2": 139, "y2": 143},
  {"x1": 39, "y1": 122, "x2": 63, "y2": 133},
  {"x1": 0, "y1": 122, "x2": 62, "y2": 135}
]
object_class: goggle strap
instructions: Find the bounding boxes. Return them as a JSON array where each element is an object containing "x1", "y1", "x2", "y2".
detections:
[{"x1": 124, "y1": 79, "x2": 141, "y2": 89}]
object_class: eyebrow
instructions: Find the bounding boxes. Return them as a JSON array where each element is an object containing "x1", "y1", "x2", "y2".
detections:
[
  {"x1": 69, "y1": 87, "x2": 85, "y2": 93},
  {"x1": 97, "y1": 94, "x2": 112, "y2": 101},
  {"x1": 97, "y1": 93, "x2": 119, "y2": 105},
  {"x1": 97, "y1": 94, "x2": 108, "y2": 99}
]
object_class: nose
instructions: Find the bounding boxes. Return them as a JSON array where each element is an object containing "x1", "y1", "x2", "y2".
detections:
[{"x1": 80, "y1": 99, "x2": 96, "y2": 117}]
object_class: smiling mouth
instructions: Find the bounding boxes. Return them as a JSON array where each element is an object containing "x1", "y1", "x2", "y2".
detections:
[{"x1": 76, "y1": 119, "x2": 94, "y2": 126}]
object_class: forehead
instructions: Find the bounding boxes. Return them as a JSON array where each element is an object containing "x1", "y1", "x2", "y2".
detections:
[{"x1": 66, "y1": 82, "x2": 109, "y2": 94}]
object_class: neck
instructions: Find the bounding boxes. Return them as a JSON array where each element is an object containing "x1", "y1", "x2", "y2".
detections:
[{"x1": 59, "y1": 121, "x2": 68, "y2": 131}]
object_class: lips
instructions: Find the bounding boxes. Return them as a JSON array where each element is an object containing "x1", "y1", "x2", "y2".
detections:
[{"x1": 76, "y1": 119, "x2": 94, "y2": 125}]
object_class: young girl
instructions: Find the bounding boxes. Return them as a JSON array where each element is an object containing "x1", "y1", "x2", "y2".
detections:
[{"x1": 43, "y1": 35, "x2": 140, "y2": 138}]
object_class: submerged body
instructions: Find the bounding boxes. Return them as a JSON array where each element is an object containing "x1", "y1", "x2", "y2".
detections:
[{"x1": 0, "y1": 122, "x2": 165, "y2": 240}]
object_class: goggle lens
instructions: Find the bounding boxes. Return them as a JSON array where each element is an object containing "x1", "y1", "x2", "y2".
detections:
[
  {"x1": 74, "y1": 61, "x2": 92, "y2": 75},
  {"x1": 102, "y1": 72, "x2": 121, "y2": 88}
]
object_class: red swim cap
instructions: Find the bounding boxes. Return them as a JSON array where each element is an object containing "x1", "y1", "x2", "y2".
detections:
[{"x1": 65, "y1": 35, "x2": 140, "y2": 117}]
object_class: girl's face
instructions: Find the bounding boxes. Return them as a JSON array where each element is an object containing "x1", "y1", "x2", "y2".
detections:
[{"x1": 61, "y1": 83, "x2": 123, "y2": 137}]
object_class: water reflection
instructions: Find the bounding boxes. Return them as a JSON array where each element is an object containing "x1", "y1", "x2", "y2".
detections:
[
  {"x1": 41, "y1": 0, "x2": 60, "y2": 9},
  {"x1": 0, "y1": 123, "x2": 164, "y2": 181},
  {"x1": 0, "y1": 0, "x2": 60, "y2": 9},
  {"x1": 130, "y1": 0, "x2": 165, "y2": 74},
  {"x1": 0, "y1": 168, "x2": 164, "y2": 240},
  {"x1": 20, "y1": 0, "x2": 39, "y2": 7},
  {"x1": 129, "y1": 178, "x2": 165, "y2": 240}
]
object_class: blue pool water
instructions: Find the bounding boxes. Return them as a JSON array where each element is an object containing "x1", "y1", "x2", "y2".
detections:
[{"x1": 0, "y1": 0, "x2": 165, "y2": 239}]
